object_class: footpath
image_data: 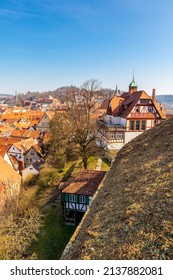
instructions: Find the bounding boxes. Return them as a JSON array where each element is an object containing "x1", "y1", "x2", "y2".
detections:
[{"x1": 95, "y1": 157, "x2": 102, "y2": 171}]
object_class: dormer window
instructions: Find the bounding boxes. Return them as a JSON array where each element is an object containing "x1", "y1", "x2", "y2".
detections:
[{"x1": 140, "y1": 99, "x2": 150, "y2": 104}]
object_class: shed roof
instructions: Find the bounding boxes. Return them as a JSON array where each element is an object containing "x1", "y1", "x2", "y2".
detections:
[{"x1": 60, "y1": 170, "x2": 106, "y2": 196}]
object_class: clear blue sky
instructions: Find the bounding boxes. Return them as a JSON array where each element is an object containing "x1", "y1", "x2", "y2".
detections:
[{"x1": 0, "y1": 0, "x2": 173, "y2": 95}]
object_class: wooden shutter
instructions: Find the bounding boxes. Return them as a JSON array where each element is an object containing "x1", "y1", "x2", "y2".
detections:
[
  {"x1": 64, "y1": 193, "x2": 68, "y2": 202},
  {"x1": 86, "y1": 196, "x2": 89, "y2": 205}
]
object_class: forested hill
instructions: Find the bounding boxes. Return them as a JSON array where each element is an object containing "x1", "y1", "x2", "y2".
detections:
[
  {"x1": 61, "y1": 117, "x2": 173, "y2": 260},
  {"x1": 156, "y1": 95, "x2": 173, "y2": 104}
]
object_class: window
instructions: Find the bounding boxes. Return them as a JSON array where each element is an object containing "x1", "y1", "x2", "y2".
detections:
[
  {"x1": 130, "y1": 121, "x2": 134, "y2": 130},
  {"x1": 141, "y1": 120, "x2": 146, "y2": 130},
  {"x1": 135, "y1": 120, "x2": 140, "y2": 130},
  {"x1": 109, "y1": 132, "x2": 116, "y2": 139},
  {"x1": 69, "y1": 194, "x2": 75, "y2": 202},
  {"x1": 79, "y1": 195, "x2": 86, "y2": 203},
  {"x1": 117, "y1": 132, "x2": 124, "y2": 140},
  {"x1": 136, "y1": 106, "x2": 140, "y2": 113},
  {"x1": 148, "y1": 106, "x2": 153, "y2": 112},
  {"x1": 140, "y1": 99, "x2": 150, "y2": 104},
  {"x1": 31, "y1": 152, "x2": 35, "y2": 156}
]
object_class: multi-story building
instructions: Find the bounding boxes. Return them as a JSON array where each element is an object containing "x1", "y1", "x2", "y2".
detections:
[{"x1": 97, "y1": 79, "x2": 167, "y2": 150}]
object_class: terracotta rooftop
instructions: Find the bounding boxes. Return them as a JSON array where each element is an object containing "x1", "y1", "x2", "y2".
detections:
[
  {"x1": 0, "y1": 156, "x2": 21, "y2": 190},
  {"x1": 60, "y1": 170, "x2": 106, "y2": 196}
]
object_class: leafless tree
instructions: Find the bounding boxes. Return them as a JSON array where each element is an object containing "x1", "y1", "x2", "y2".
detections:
[{"x1": 49, "y1": 79, "x2": 104, "y2": 169}]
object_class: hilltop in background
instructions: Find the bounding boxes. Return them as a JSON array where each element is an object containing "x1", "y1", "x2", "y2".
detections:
[
  {"x1": 61, "y1": 117, "x2": 173, "y2": 260},
  {"x1": 1, "y1": 87, "x2": 173, "y2": 111}
]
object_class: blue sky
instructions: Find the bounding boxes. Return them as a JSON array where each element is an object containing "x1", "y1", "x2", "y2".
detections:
[{"x1": 0, "y1": 0, "x2": 173, "y2": 95}]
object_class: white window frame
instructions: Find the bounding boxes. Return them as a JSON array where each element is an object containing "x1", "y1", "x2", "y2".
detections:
[
  {"x1": 69, "y1": 194, "x2": 75, "y2": 202},
  {"x1": 79, "y1": 195, "x2": 86, "y2": 204},
  {"x1": 117, "y1": 132, "x2": 124, "y2": 140}
]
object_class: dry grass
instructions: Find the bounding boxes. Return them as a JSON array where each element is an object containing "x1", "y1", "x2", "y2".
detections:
[
  {"x1": 61, "y1": 118, "x2": 173, "y2": 260},
  {"x1": 0, "y1": 186, "x2": 42, "y2": 259}
]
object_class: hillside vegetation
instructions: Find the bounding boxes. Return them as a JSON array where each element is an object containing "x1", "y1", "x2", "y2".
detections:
[{"x1": 61, "y1": 118, "x2": 173, "y2": 260}]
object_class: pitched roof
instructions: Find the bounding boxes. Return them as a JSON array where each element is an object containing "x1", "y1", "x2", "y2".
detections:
[
  {"x1": 42, "y1": 132, "x2": 51, "y2": 143},
  {"x1": 25, "y1": 144, "x2": 42, "y2": 156},
  {"x1": 100, "y1": 99, "x2": 110, "y2": 110},
  {"x1": 110, "y1": 96, "x2": 125, "y2": 115},
  {"x1": 120, "y1": 91, "x2": 143, "y2": 117},
  {"x1": 21, "y1": 130, "x2": 41, "y2": 139},
  {"x1": 0, "y1": 150, "x2": 6, "y2": 158},
  {"x1": 106, "y1": 90, "x2": 167, "y2": 119},
  {"x1": 152, "y1": 99, "x2": 167, "y2": 119},
  {"x1": 0, "y1": 156, "x2": 21, "y2": 190},
  {"x1": 60, "y1": 170, "x2": 106, "y2": 196},
  {"x1": 10, "y1": 129, "x2": 24, "y2": 137},
  {"x1": 11, "y1": 138, "x2": 37, "y2": 153},
  {"x1": 8, "y1": 155, "x2": 20, "y2": 169},
  {"x1": 0, "y1": 137, "x2": 20, "y2": 152}
]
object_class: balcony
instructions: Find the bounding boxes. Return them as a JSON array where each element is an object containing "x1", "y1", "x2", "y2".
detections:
[{"x1": 97, "y1": 119, "x2": 125, "y2": 131}]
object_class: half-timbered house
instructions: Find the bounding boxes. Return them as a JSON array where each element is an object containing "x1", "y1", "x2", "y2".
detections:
[
  {"x1": 97, "y1": 79, "x2": 167, "y2": 150},
  {"x1": 59, "y1": 170, "x2": 106, "y2": 225}
]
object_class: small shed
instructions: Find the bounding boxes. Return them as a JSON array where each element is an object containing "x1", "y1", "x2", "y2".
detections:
[{"x1": 59, "y1": 170, "x2": 106, "y2": 225}]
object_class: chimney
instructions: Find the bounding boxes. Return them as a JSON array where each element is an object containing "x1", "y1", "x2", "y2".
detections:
[{"x1": 152, "y1": 89, "x2": 156, "y2": 100}]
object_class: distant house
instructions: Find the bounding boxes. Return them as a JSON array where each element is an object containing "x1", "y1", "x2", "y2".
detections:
[
  {"x1": 36, "y1": 111, "x2": 55, "y2": 132},
  {"x1": 10, "y1": 129, "x2": 41, "y2": 142},
  {"x1": 0, "y1": 149, "x2": 20, "y2": 173},
  {"x1": 0, "y1": 124, "x2": 13, "y2": 137},
  {"x1": 97, "y1": 79, "x2": 167, "y2": 150},
  {"x1": 7, "y1": 138, "x2": 40, "y2": 172},
  {"x1": 0, "y1": 156, "x2": 21, "y2": 211},
  {"x1": 24, "y1": 144, "x2": 43, "y2": 168},
  {"x1": 7, "y1": 142, "x2": 25, "y2": 162},
  {"x1": 59, "y1": 170, "x2": 106, "y2": 225}
]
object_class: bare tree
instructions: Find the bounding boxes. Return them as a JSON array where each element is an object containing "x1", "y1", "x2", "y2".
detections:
[{"x1": 49, "y1": 79, "x2": 103, "y2": 169}]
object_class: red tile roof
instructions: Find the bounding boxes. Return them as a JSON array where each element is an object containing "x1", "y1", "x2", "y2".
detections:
[
  {"x1": 60, "y1": 170, "x2": 106, "y2": 196},
  {"x1": 105, "y1": 90, "x2": 167, "y2": 119},
  {"x1": 0, "y1": 156, "x2": 21, "y2": 190}
]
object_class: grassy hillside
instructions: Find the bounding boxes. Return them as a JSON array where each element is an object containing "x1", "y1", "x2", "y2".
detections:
[
  {"x1": 0, "y1": 155, "x2": 109, "y2": 260},
  {"x1": 61, "y1": 118, "x2": 173, "y2": 260}
]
